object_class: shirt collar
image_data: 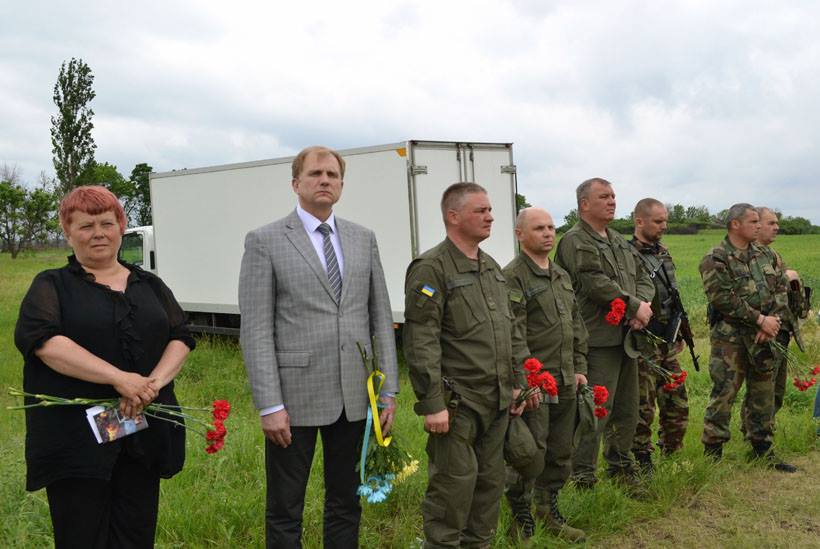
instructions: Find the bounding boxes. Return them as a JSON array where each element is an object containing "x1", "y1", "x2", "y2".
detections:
[
  {"x1": 520, "y1": 252, "x2": 551, "y2": 278},
  {"x1": 296, "y1": 203, "x2": 337, "y2": 235},
  {"x1": 444, "y1": 237, "x2": 482, "y2": 272}
]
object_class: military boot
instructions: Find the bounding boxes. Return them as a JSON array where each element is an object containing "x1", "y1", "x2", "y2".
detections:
[
  {"x1": 751, "y1": 442, "x2": 797, "y2": 473},
  {"x1": 633, "y1": 450, "x2": 654, "y2": 478},
  {"x1": 535, "y1": 491, "x2": 586, "y2": 542},
  {"x1": 703, "y1": 442, "x2": 723, "y2": 461},
  {"x1": 506, "y1": 495, "x2": 535, "y2": 541}
]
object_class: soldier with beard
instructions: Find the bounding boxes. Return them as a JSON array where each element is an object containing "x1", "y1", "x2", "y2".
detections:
[{"x1": 629, "y1": 199, "x2": 689, "y2": 476}]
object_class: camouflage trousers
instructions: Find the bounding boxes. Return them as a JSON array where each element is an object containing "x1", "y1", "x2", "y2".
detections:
[
  {"x1": 741, "y1": 331, "x2": 789, "y2": 435},
  {"x1": 632, "y1": 341, "x2": 689, "y2": 455},
  {"x1": 701, "y1": 336, "x2": 776, "y2": 446},
  {"x1": 505, "y1": 383, "x2": 576, "y2": 510}
]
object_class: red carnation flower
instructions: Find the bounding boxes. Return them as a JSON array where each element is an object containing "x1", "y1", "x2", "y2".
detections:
[
  {"x1": 812, "y1": 366, "x2": 820, "y2": 376},
  {"x1": 206, "y1": 438, "x2": 225, "y2": 454},
  {"x1": 593, "y1": 407, "x2": 608, "y2": 418},
  {"x1": 605, "y1": 298, "x2": 627, "y2": 326},
  {"x1": 524, "y1": 358, "x2": 543, "y2": 374},
  {"x1": 592, "y1": 385, "x2": 609, "y2": 406},
  {"x1": 212, "y1": 400, "x2": 231, "y2": 421},
  {"x1": 538, "y1": 371, "x2": 558, "y2": 397}
]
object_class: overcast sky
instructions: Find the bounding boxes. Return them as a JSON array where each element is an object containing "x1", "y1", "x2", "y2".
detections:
[{"x1": 3, "y1": 0, "x2": 820, "y2": 224}]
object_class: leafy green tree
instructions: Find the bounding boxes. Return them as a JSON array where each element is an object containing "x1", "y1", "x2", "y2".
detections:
[
  {"x1": 685, "y1": 205, "x2": 711, "y2": 223},
  {"x1": 130, "y1": 163, "x2": 153, "y2": 225},
  {"x1": 668, "y1": 204, "x2": 686, "y2": 223},
  {"x1": 779, "y1": 216, "x2": 818, "y2": 235},
  {"x1": 0, "y1": 167, "x2": 58, "y2": 258},
  {"x1": 515, "y1": 193, "x2": 531, "y2": 212},
  {"x1": 51, "y1": 57, "x2": 97, "y2": 196},
  {"x1": 79, "y1": 161, "x2": 142, "y2": 224}
]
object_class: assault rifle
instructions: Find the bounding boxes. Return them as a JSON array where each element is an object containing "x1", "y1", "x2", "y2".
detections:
[{"x1": 667, "y1": 284, "x2": 700, "y2": 371}]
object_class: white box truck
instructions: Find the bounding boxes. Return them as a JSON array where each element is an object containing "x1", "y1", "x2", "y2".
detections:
[{"x1": 119, "y1": 140, "x2": 519, "y2": 334}]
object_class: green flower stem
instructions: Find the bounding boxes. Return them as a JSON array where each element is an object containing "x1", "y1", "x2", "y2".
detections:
[{"x1": 142, "y1": 411, "x2": 207, "y2": 437}]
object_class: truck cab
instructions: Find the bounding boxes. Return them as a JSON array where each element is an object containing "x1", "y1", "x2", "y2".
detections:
[{"x1": 119, "y1": 226, "x2": 156, "y2": 273}]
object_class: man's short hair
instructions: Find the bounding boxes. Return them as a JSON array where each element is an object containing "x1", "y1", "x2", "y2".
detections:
[
  {"x1": 576, "y1": 178, "x2": 611, "y2": 207},
  {"x1": 634, "y1": 198, "x2": 665, "y2": 219},
  {"x1": 755, "y1": 206, "x2": 775, "y2": 218},
  {"x1": 441, "y1": 182, "x2": 487, "y2": 222},
  {"x1": 725, "y1": 203, "x2": 755, "y2": 229},
  {"x1": 291, "y1": 146, "x2": 346, "y2": 179}
]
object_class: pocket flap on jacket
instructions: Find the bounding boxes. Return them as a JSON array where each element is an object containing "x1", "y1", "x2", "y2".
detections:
[{"x1": 276, "y1": 351, "x2": 311, "y2": 368}]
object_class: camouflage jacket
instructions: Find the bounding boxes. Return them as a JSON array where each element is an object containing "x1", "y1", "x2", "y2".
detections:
[
  {"x1": 758, "y1": 245, "x2": 811, "y2": 325},
  {"x1": 700, "y1": 237, "x2": 789, "y2": 341},
  {"x1": 504, "y1": 253, "x2": 588, "y2": 387},
  {"x1": 554, "y1": 220, "x2": 655, "y2": 347}
]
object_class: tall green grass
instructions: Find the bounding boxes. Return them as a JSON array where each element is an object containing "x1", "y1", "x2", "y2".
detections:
[{"x1": 1, "y1": 233, "x2": 818, "y2": 548}]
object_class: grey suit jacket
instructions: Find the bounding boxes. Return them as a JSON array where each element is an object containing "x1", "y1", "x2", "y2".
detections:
[{"x1": 238, "y1": 209, "x2": 399, "y2": 426}]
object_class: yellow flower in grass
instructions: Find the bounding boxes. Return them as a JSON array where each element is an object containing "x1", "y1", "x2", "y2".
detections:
[{"x1": 394, "y1": 459, "x2": 419, "y2": 485}]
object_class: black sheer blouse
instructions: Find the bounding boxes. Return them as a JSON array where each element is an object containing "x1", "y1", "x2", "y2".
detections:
[{"x1": 15, "y1": 255, "x2": 196, "y2": 491}]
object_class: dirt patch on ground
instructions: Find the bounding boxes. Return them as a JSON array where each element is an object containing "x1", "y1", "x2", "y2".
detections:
[{"x1": 593, "y1": 451, "x2": 820, "y2": 549}]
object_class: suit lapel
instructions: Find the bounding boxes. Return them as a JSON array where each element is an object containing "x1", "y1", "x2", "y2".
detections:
[{"x1": 283, "y1": 210, "x2": 338, "y2": 304}]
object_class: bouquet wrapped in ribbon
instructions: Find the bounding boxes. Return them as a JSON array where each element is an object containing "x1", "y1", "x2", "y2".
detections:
[{"x1": 355, "y1": 339, "x2": 416, "y2": 503}]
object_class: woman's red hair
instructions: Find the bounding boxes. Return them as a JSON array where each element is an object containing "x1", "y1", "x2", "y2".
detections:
[{"x1": 59, "y1": 186, "x2": 127, "y2": 234}]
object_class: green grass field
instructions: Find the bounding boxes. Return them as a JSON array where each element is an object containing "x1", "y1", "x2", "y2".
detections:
[{"x1": 1, "y1": 231, "x2": 819, "y2": 548}]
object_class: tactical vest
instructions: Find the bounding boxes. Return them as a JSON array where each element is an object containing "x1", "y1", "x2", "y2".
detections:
[{"x1": 631, "y1": 240, "x2": 677, "y2": 323}]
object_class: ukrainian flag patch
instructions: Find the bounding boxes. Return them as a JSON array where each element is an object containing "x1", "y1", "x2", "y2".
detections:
[{"x1": 420, "y1": 285, "x2": 436, "y2": 297}]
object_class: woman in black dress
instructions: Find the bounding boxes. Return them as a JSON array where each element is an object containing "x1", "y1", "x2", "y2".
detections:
[{"x1": 15, "y1": 185, "x2": 195, "y2": 548}]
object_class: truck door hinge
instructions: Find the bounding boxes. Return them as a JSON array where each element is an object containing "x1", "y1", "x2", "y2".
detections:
[
  {"x1": 410, "y1": 165, "x2": 428, "y2": 176},
  {"x1": 501, "y1": 164, "x2": 517, "y2": 174}
]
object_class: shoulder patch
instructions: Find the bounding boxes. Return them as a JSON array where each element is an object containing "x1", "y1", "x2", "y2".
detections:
[{"x1": 420, "y1": 284, "x2": 436, "y2": 297}]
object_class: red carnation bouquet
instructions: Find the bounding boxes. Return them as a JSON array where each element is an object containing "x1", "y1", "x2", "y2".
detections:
[
  {"x1": 770, "y1": 340, "x2": 820, "y2": 392},
  {"x1": 516, "y1": 358, "x2": 559, "y2": 405},
  {"x1": 8, "y1": 388, "x2": 231, "y2": 454},
  {"x1": 592, "y1": 385, "x2": 609, "y2": 418},
  {"x1": 605, "y1": 298, "x2": 627, "y2": 326}
]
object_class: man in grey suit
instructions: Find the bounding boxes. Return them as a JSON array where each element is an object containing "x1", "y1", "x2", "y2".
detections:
[{"x1": 239, "y1": 145, "x2": 399, "y2": 549}]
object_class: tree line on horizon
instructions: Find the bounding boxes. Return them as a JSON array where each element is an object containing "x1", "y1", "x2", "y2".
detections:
[{"x1": 555, "y1": 203, "x2": 819, "y2": 235}]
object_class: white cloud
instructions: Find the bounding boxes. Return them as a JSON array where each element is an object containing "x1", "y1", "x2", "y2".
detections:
[{"x1": 1, "y1": 0, "x2": 819, "y2": 223}]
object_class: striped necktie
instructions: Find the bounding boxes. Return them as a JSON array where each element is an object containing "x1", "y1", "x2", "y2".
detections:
[{"x1": 317, "y1": 223, "x2": 342, "y2": 301}]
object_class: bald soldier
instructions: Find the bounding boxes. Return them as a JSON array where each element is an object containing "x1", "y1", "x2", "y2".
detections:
[
  {"x1": 404, "y1": 182, "x2": 524, "y2": 548},
  {"x1": 503, "y1": 208, "x2": 588, "y2": 542},
  {"x1": 554, "y1": 178, "x2": 655, "y2": 491}
]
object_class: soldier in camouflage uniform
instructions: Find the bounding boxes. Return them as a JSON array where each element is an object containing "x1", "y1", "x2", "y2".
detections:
[
  {"x1": 629, "y1": 199, "x2": 689, "y2": 475},
  {"x1": 404, "y1": 182, "x2": 524, "y2": 548},
  {"x1": 503, "y1": 207, "x2": 588, "y2": 542},
  {"x1": 741, "y1": 207, "x2": 811, "y2": 434},
  {"x1": 700, "y1": 203, "x2": 796, "y2": 471},
  {"x1": 554, "y1": 178, "x2": 655, "y2": 490}
]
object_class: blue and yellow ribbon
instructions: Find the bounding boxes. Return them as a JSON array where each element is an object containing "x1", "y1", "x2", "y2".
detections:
[{"x1": 359, "y1": 368, "x2": 392, "y2": 485}]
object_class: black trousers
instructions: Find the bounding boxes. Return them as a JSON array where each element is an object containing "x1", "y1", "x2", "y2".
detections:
[
  {"x1": 45, "y1": 451, "x2": 160, "y2": 549},
  {"x1": 265, "y1": 411, "x2": 365, "y2": 549}
]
